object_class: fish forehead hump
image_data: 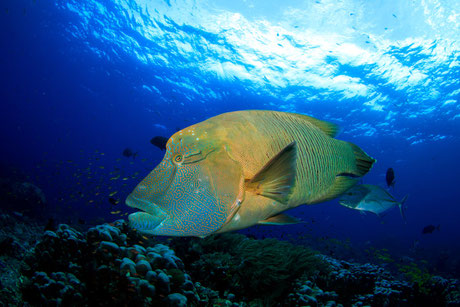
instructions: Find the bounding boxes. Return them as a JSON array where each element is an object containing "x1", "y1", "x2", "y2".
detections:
[{"x1": 137, "y1": 120, "x2": 244, "y2": 236}]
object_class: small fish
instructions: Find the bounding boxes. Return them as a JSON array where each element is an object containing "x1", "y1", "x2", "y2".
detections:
[
  {"x1": 339, "y1": 184, "x2": 408, "y2": 221},
  {"x1": 385, "y1": 168, "x2": 395, "y2": 188},
  {"x1": 126, "y1": 110, "x2": 375, "y2": 237},
  {"x1": 150, "y1": 136, "x2": 168, "y2": 151},
  {"x1": 422, "y1": 224, "x2": 440, "y2": 234},
  {"x1": 153, "y1": 124, "x2": 167, "y2": 130},
  {"x1": 109, "y1": 191, "x2": 118, "y2": 197},
  {"x1": 108, "y1": 197, "x2": 119, "y2": 205},
  {"x1": 122, "y1": 148, "x2": 138, "y2": 159}
]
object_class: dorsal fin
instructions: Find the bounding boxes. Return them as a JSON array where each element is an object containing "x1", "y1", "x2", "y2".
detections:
[
  {"x1": 245, "y1": 142, "x2": 297, "y2": 204},
  {"x1": 290, "y1": 113, "x2": 339, "y2": 137}
]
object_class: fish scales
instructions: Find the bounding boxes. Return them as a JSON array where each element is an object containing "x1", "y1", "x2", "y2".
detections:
[
  {"x1": 220, "y1": 111, "x2": 359, "y2": 205},
  {"x1": 126, "y1": 110, "x2": 375, "y2": 236},
  {"x1": 156, "y1": 164, "x2": 226, "y2": 235}
]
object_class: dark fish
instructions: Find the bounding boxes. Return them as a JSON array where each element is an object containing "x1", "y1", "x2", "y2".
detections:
[
  {"x1": 386, "y1": 168, "x2": 395, "y2": 188},
  {"x1": 150, "y1": 136, "x2": 168, "y2": 151},
  {"x1": 122, "y1": 148, "x2": 138, "y2": 159},
  {"x1": 422, "y1": 224, "x2": 440, "y2": 234},
  {"x1": 108, "y1": 197, "x2": 119, "y2": 205}
]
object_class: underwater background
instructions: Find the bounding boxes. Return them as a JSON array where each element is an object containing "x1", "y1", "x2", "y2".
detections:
[{"x1": 1, "y1": 0, "x2": 459, "y2": 305}]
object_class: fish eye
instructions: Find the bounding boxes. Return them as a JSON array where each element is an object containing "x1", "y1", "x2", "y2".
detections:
[{"x1": 173, "y1": 154, "x2": 183, "y2": 163}]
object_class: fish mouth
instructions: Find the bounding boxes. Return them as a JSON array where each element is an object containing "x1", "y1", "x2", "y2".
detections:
[
  {"x1": 128, "y1": 212, "x2": 166, "y2": 233},
  {"x1": 125, "y1": 194, "x2": 168, "y2": 233},
  {"x1": 125, "y1": 194, "x2": 146, "y2": 208}
]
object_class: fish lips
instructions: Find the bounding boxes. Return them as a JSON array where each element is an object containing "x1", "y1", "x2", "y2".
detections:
[{"x1": 126, "y1": 194, "x2": 168, "y2": 232}]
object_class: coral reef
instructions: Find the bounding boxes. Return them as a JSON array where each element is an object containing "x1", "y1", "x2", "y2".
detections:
[
  {"x1": 0, "y1": 210, "x2": 43, "y2": 306},
  {"x1": 287, "y1": 256, "x2": 460, "y2": 306},
  {"x1": 172, "y1": 233, "x2": 328, "y2": 303},
  {"x1": 0, "y1": 177, "x2": 47, "y2": 216},
  {"x1": 0, "y1": 215, "x2": 457, "y2": 306},
  {"x1": 21, "y1": 220, "x2": 240, "y2": 306}
]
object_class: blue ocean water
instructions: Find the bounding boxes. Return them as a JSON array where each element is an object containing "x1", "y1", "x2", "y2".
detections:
[{"x1": 1, "y1": 0, "x2": 459, "y2": 278}]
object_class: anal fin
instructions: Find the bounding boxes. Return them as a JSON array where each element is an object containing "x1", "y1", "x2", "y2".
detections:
[{"x1": 258, "y1": 213, "x2": 302, "y2": 225}]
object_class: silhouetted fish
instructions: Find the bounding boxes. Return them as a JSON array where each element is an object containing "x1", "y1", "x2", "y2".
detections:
[
  {"x1": 122, "y1": 148, "x2": 138, "y2": 159},
  {"x1": 108, "y1": 197, "x2": 119, "y2": 205},
  {"x1": 422, "y1": 224, "x2": 440, "y2": 234},
  {"x1": 386, "y1": 168, "x2": 395, "y2": 188},
  {"x1": 150, "y1": 136, "x2": 168, "y2": 151}
]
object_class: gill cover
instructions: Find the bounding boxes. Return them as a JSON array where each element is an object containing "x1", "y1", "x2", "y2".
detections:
[{"x1": 128, "y1": 135, "x2": 243, "y2": 237}]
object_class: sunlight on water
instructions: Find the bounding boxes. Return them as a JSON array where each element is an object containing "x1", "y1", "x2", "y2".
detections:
[{"x1": 59, "y1": 0, "x2": 459, "y2": 145}]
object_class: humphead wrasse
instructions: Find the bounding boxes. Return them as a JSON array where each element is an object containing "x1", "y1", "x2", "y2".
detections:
[{"x1": 126, "y1": 110, "x2": 375, "y2": 237}]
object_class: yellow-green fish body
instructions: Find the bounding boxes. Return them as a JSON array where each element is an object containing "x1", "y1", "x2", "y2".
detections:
[{"x1": 126, "y1": 110, "x2": 375, "y2": 237}]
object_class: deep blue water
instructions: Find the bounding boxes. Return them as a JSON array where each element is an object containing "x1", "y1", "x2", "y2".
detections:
[{"x1": 1, "y1": 0, "x2": 459, "y2": 276}]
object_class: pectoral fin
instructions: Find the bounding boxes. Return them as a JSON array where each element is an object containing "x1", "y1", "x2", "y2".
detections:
[
  {"x1": 258, "y1": 213, "x2": 302, "y2": 225},
  {"x1": 245, "y1": 142, "x2": 297, "y2": 204}
]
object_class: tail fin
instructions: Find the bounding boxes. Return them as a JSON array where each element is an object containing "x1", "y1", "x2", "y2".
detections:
[
  {"x1": 320, "y1": 143, "x2": 375, "y2": 203},
  {"x1": 388, "y1": 181, "x2": 396, "y2": 194},
  {"x1": 399, "y1": 194, "x2": 409, "y2": 223},
  {"x1": 348, "y1": 142, "x2": 376, "y2": 176}
]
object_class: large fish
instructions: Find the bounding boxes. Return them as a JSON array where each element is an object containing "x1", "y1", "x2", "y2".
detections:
[
  {"x1": 126, "y1": 110, "x2": 375, "y2": 237},
  {"x1": 339, "y1": 184, "x2": 408, "y2": 221}
]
